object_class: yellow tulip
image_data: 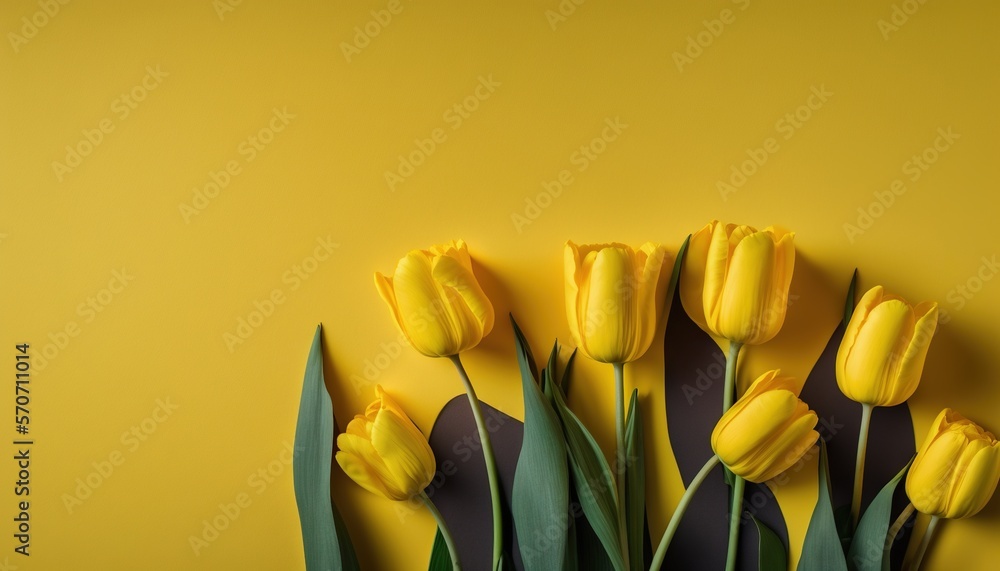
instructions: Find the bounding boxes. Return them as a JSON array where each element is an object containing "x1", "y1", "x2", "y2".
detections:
[
  {"x1": 906, "y1": 408, "x2": 1000, "y2": 519},
  {"x1": 375, "y1": 239, "x2": 495, "y2": 358},
  {"x1": 680, "y1": 221, "x2": 795, "y2": 345},
  {"x1": 836, "y1": 286, "x2": 938, "y2": 407},
  {"x1": 564, "y1": 241, "x2": 671, "y2": 363},
  {"x1": 336, "y1": 385, "x2": 436, "y2": 501},
  {"x1": 711, "y1": 370, "x2": 819, "y2": 483}
]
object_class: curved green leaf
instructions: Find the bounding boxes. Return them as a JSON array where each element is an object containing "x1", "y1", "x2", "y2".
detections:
[
  {"x1": 844, "y1": 269, "x2": 858, "y2": 327},
  {"x1": 293, "y1": 325, "x2": 358, "y2": 571},
  {"x1": 798, "y1": 440, "x2": 848, "y2": 571},
  {"x1": 428, "y1": 529, "x2": 452, "y2": 571},
  {"x1": 624, "y1": 389, "x2": 645, "y2": 570},
  {"x1": 551, "y1": 377, "x2": 626, "y2": 571},
  {"x1": 848, "y1": 458, "x2": 913, "y2": 571},
  {"x1": 752, "y1": 515, "x2": 788, "y2": 571},
  {"x1": 510, "y1": 317, "x2": 570, "y2": 570}
]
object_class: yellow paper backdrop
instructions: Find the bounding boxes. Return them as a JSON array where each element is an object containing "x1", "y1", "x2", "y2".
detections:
[{"x1": 2, "y1": 0, "x2": 998, "y2": 569}]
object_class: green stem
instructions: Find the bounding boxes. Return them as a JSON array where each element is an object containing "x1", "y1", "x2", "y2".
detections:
[
  {"x1": 909, "y1": 515, "x2": 941, "y2": 571},
  {"x1": 649, "y1": 455, "x2": 721, "y2": 570},
  {"x1": 723, "y1": 342, "x2": 742, "y2": 413},
  {"x1": 614, "y1": 362, "x2": 631, "y2": 571},
  {"x1": 884, "y1": 502, "x2": 915, "y2": 553},
  {"x1": 449, "y1": 355, "x2": 502, "y2": 570},
  {"x1": 724, "y1": 475, "x2": 746, "y2": 571},
  {"x1": 852, "y1": 403, "x2": 874, "y2": 529},
  {"x1": 420, "y1": 492, "x2": 462, "y2": 570}
]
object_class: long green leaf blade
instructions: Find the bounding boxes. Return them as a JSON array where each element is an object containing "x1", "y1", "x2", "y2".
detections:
[
  {"x1": 624, "y1": 389, "x2": 645, "y2": 570},
  {"x1": 848, "y1": 458, "x2": 913, "y2": 571},
  {"x1": 753, "y1": 515, "x2": 788, "y2": 571},
  {"x1": 428, "y1": 529, "x2": 453, "y2": 571},
  {"x1": 798, "y1": 440, "x2": 848, "y2": 571},
  {"x1": 293, "y1": 325, "x2": 357, "y2": 570},
  {"x1": 510, "y1": 317, "x2": 571, "y2": 570},
  {"x1": 551, "y1": 378, "x2": 626, "y2": 571}
]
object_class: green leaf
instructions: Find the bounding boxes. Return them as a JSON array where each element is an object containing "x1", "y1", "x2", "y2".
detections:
[
  {"x1": 560, "y1": 348, "x2": 578, "y2": 396},
  {"x1": 510, "y1": 317, "x2": 571, "y2": 571},
  {"x1": 664, "y1": 234, "x2": 691, "y2": 316},
  {"x1": 844, "y1": 269, "x2": 859, "y2": 327},
  {"x1": 550, "y1": 375, "x2": 626, "y2": 571},
  {"x1": 293, "y1": 325, "x2": 358, "y2": 571},
  {"x1": 752, "y1": 515, "x2": 788, "y2": 571},
  {"x1": 624, "y1": 389, "x2": 645, "y2": 570},
  {"x1": 847, "y1": 458, "x2": 913, "y2": 571},
  {"x1": 798, "y1": 441, "x2": 848, "y2": 571},
  {"x1": 428, "y1": 529, "x2": 453, "y2": 571}
]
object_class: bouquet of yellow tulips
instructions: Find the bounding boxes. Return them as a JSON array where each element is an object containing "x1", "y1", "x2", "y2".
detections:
[{"x1": 290, "y1": 223, "x2": 999, "y2": 571}]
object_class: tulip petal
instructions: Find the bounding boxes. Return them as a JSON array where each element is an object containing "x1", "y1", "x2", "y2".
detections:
[
  {"x1": 680, "y1": 221, "x2": 716, "y2": 333},
  {"x1": 908, "y1": 430, "x2": 966, "y2": 515},
  {"x1": 714, "y1": 231, "x2": 778, "y2": 343},
  {"x1": 741, "y1": 412, "x2": 819, "y2": 483},
  {"x1": 841, "y1": 300, "x2": 914, "y2": 404},
  {"x1": 337, "y1": 433, "x2": 409, "y2": 500},
  {"x1": 336, "y1": 450, "x2": 394, "y2": 500},
  {"x1": 389, "y1": 251, "x2": 459, "y2": 357},
  {"x1": 950, "y1": 443, "x2": 1000, "y2": 518},
  {"x1": 374, "y1": 272, "x2": 411, "y2": 342},
  {"x1": 888, "y1": 302, "x2": 938, "y2": 406},
  {"x1": 371, "y1": 407, "x2": 435, "y2": 497},
  {"x1": 713, "y1": 389, "x2": 801, "y2": 467},
  {"x1": 564, "y1": 241, "x2": 585, "y2": 349},
  {"x1": 582, "y1": 247, "x2": 636, "y2": 362},
  {"x1": 432, "y1": 253, "x2": 494, "y2": 350},
  {"x1": 633, "y1": 243, "x2": 669, "y2": 362},
  {"x1": 702, "y1": 222, "x2": 732, "y2": 330}
]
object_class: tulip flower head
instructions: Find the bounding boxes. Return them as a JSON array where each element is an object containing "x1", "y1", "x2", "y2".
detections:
[
  {"x1": 836, "y1": 286, "x2": 938, "y2": 407},
  {"x1": 564, "y1": 241, "x2": 672, "y2": 363},
  {"x1": 375, "y1": 239, "x2": 495, "y2": 358},
  {"x1": 336, "y1": 385, "x2": 437, "y2": 501},
  {"x1": 680, "y1": 221, "x2": 795, "y2": 346},
  {"x1": 906, "y1": 408, "x2": 1000, "y2": 519},
  {"x1": 711, "y1": 370, "x2": 819, "y2": 483}
]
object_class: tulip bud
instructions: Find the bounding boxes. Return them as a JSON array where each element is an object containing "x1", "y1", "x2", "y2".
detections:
[
  {"x1": 680, "y1": 221, "x2": 795, "y2": 346},
  {"x1": 836, "y1": 286, "x2": 938, "y2": 407},
  {"x1": 711, "y1": 370, "x2": 819, "y2": 483},
  {"x1": 906, "y1": 408, "x2": 1000, "y2": 519},
  {"x1": 375, "y1": 239, "x2": 495, "y2": 358},
  {"x1": 336, "y1": 385, "x2": 437, "y2": 501},
  {"x1": 563, "y1": 241, "x2": 672, "y2": 363}
]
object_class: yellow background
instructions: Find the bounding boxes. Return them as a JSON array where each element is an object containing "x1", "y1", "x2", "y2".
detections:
[{"x1": 2, "y1": 0, "x2": 998, "y2": 569}]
